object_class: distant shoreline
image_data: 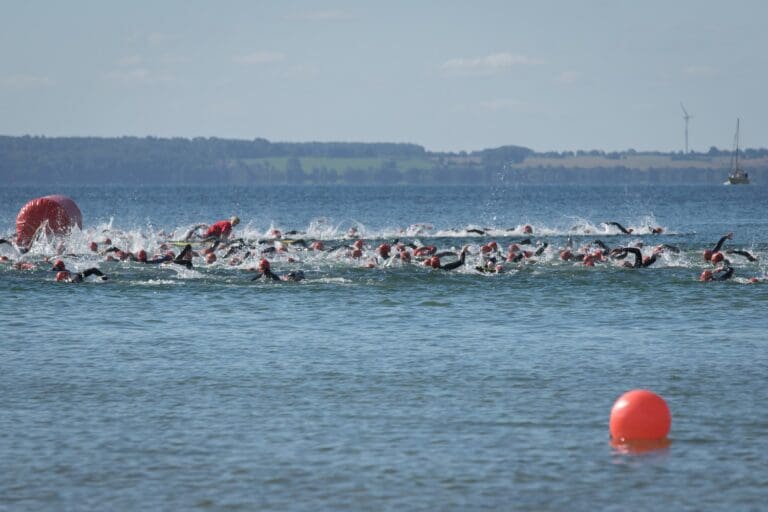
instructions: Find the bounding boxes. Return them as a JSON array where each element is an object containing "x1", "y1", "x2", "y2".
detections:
[{"x1": 1, "y1": 135, "x2": 763, "y2": 185}]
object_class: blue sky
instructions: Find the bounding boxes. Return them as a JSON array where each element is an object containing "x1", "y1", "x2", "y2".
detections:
[{"x1": 2, "y1": 1, "x2": 767, "y2": 152}]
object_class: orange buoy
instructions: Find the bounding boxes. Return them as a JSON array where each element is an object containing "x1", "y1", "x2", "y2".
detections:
[
  {"x1": 610, "y1": 389, "x2": 671, "y2": 441},
  {"x1": 16, "y1": 195, "x2": 83, "y2": 247}
]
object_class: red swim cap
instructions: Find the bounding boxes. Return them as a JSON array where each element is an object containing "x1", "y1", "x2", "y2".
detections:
[
  {"x1": 353, "y1": 239, "x2": 364, "y2": 250},
  {"x1": 700, "y1": 270, "x2": 713, "y2": 281},
  {"x1": 429, "y1": 256, "x2": 441, "y2": 268},
  {"x1": 52, "y1": 259, "x2": 65, "y2": 271},
  {"x1": 205, "y1": 253, "x2": 217, "y2": 264},
  {"x1": 104, "y1": 238, "x2": 112, "y2": 245},
  {"x1": 523, "y1": 224, "x2": 533, "y2": 234},
  {"x1": 749, "y1": 277, "x2": 759, "y2": 283},
  {"x1": 89, "y1": 241, "x2": 98, "y2": 252},
  {"x1": 310, "y1": 241, "x2": 324, "y2": 251},
  {"x1": 351, "y1": 248, "x2": 363, "y2": 259},
  {"x1": 378, "y1": 243, "x2": 391, "y2": 257},
  {"x1": 258, "y1": 258, "x2": 270, "y2": 271},
  {"x1": 703, "y1": 250, "x2": 713, "y2": 261},
  {"x1": 642, "y1": 256, "x2": 652, "y2": 266},
  {"x1": 137, "y1": 250, "x2": 147, "y2": 262},
  {"x1": 399, "y1": 250, "x2": 411, "y2": 262},
  {"x1": 481, "y1": 244, "x2": 492, "y2": 254},
  {"x1": 711, "y1": 252, "x2": 724, "y2": 264},
  {"x1": 559, "y1": 249, "x2": 573, "y2": 261},
  {"x1": 55, "y1": 270, "x2": 70, "y2": 282}
]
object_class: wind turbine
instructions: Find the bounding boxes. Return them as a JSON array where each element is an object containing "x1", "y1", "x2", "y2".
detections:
[{"x1": 680, "y1": 102, "x2": 692, "y2": 154}]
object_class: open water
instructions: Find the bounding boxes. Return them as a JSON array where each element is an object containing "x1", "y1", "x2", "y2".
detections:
[{"x1": 1, "y1": 185, "x2": 767, "y2": 511}]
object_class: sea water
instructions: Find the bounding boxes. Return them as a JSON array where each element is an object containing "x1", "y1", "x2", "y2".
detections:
[{"x1": 1, "y1": 185, "x2": 767, "y2": 511}]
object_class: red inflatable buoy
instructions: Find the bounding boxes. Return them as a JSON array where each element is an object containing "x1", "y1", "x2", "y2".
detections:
[
  {"x1": 16, "y1": 195, "x2": 82, "y2": 247},
  {"x1": 610, "y1": 389, "x2": 671, "y2": 441}
]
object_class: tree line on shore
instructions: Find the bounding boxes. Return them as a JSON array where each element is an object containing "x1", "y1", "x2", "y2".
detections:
[{"x1": 1, "y1": 135, "x2": 765, "y2": 185}]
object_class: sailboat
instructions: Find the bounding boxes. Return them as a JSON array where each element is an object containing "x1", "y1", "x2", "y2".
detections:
[{"x1": 726, "y1": 119, "x2": 750, "y2": 185}]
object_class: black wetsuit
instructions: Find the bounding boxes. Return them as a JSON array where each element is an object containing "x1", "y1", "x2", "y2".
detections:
[
  {"x1": 68, "y1": 268, "x2": 107, "y2": 283},
  {"x1": 619, "y1": 247, "x2": 659, "y2": 268},
  {"x1": 713, "y1": 266, "x2": 734, "y2": 281},
  {"x1": 712, "y1": 234, "x2": 731, "y2": 253},
  {"x1": 605, "y1": 222, "x2": 632, "y2": 234},
  {"x1": 438, "y1": 250, "x2": 467, "y2": 271},
  {"x1": 727, "y1": 249, "x2": 757, "y2": 262},
  {"x1": 173, "y1": 244, "x2": 194, "y2": 269},
  {"x1": 252, "y1": 269, "x2": 281, "y2": 281}
]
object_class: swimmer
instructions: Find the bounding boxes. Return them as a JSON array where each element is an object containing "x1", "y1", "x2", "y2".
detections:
[
  {"x1": 251, "y1": 258, "x2": 305, "y2": 282},
  {"x1": 703, "y1": 232, "x2": 733, "y2": 261},
  {"x1": 172, "y1": 244, "x2": 194, "y2": 269},
  {"x1": 614, "y1": 247, "x2": 660, "y2": 268},
  {"x1": 699, "y1": 265, "x2": 734, "y2": 282},
  {"x1": 426, "y1": 245, "x2": 468, "y2": 271},
  {"x1": 604, "y1": 222, "x2": 633, "y2": 234},
  {"x1": 55, "y1": 268, "x2": 108, "y2": 283},
  {"x1": 185, "y1": 216, "x2": 240, "y2": 242}
]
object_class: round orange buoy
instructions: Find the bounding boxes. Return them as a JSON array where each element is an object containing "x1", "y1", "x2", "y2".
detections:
[
  {"x1": 16, "y1": 195, "x2": 83, "y2": 247},
  {"x1": 610, "y1": 389, "x2": 671, "y2": 441}
]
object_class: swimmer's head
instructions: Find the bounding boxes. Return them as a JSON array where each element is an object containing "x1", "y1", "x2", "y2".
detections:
[
  {"x1": 522, "y1": 224, "x2": 533, "y2": 234},
  {"x1": 137, "y1": 249, "x2": 147, "y2": 262},
  {"x1": 377, "y1": 243, "x2": 391, "y2": 258},
  {"x1": 351, "y1": 248, "x2": 363, "y2": 259},
  {"x1": 55, "y1": 270, "x2": 70, "y2": 282},
  {"x1": 230, "y1": 216, "x2": 240, "y2": 226},
  {"x1": 700, "y1": 270, "x2": 713, "y2": 282},
  {"x1": 205, "y1": 253, "x2": 217, "y2": 264},
  {"x1": 52, "y1": 259, "x2": 65, "y2": 271},
  {"x1": 711, "y1": 252, "x2": 724, "y2": 264},
  {"x1": 258, "y1": 258, "x2": 270, "y2": 272},
  {"x1": 353, "y1": 239, "x2": 364, "y2": 250},
  {"x1": 429, "y1": 256, "x2": 441, "y2": 268},
  {"x1": 642, "y1": 256, "x2": 652, "y2": 266},
  {"x1": 89, "y1": 241, "x2": 98, "y2": 252},
  {"x1": 310, "y1": 241, "x2": 324, "y2": 251}
]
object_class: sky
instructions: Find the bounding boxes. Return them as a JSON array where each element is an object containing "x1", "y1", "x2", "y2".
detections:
[{"x1": 2, "y1": 0, "x2": 767, "y2": 153}]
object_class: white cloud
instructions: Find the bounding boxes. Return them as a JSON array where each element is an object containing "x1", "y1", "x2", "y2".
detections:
[
  {"x1": 479, "y1": 98, "x2": 525, "y2": 111},
  {"x1": 684, "y1": 65, "x2": 717, "y2": 77},
  {"x1": 118, "y1": 55, "x2": 143, "y2": 67},
  {"x1": 442, "y1": 52, "x2": 542, "y2": 74},
  {"x1": 105, "y1": 68, "x2": 173, "y2": 85},
  {"x1": 556, "y1": 70, "x2": 581, "y2": 84},
  {"x1": 234, "y1": 51, "x2": 286, "y2": 65},
  {"x1": 286, "y1": 10, "x2": 351, "y2": 21},
  {"x1": 0, "y1": 74, "x2": 53, "y2": 88}
]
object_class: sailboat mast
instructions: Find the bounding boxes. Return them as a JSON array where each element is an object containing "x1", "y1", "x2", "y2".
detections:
[{"x1": 735, "y1": 118, "x2": 740, "y2": 170}]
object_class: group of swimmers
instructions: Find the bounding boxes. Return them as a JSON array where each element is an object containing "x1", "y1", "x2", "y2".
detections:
[{"x1": 0, "y1": 217, "x2": 763, "y2": 284}]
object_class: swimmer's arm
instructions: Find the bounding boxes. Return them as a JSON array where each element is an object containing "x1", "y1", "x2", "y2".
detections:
[
  {"x1": 624, "y1": 247, "x2": 642, "y2": 268},
  {"x1": 727, "y1": 249, "x2": 757, "y2": 262},
  {"x1": 605, "y1": 222, "x2": 630, "y2": 234},
  {"x1": 712, "y1": 233, "x2": 733, "y2": 252},
  {"x1": 82, "y1": 268, "x2": 108, "y2": 280}
]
